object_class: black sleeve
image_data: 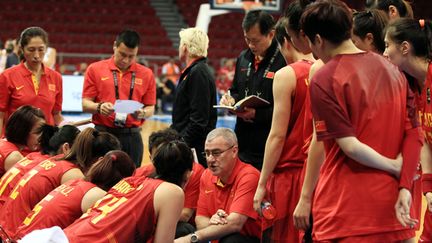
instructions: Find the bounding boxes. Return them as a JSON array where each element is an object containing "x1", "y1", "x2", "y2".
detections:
[
  {"x1": 181, "y1": 66, "x2": 214, "y2": 144},
  {"x1": 254, "y1": 105, "x2": 273, "y2": 124}
]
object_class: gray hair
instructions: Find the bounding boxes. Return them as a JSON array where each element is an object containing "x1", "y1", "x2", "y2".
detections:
[
  {"x1": 179, "y1": 27, "x2": 209, "y2": 57},
  {"x1": 206, "y1": 127, "x2": 237, "y2": 146}
]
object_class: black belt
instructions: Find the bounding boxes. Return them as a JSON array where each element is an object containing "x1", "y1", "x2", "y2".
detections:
[{"x1": 95, "y1": 125, "x2": 141, "y2": 135}]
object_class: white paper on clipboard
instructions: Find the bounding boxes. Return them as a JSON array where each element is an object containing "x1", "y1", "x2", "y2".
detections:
[{"x1": 113, "y1": 100, "x2": 143, "y2": 114}]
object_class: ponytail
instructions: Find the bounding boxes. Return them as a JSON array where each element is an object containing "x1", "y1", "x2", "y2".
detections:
[
  {"x1": 38, "y1": 124, "x2": 59, "y2": 155},
  {"x1": 85, "y1": 150, "x2": 135, "y2": 191},
  {"x1": 386, "y1": 18, "x2": 432, "y2": 60}
]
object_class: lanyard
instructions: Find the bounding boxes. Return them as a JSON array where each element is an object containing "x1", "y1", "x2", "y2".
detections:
[
  {"x1": 113, "y1": 71, "x2": 136, "y2": 100},
  {"x1": 245, "y1": 48, "x2": 279, "y2": 97}
]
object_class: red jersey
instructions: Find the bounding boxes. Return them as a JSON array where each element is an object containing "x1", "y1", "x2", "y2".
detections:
[
  {"x1": 0, "y1": 158, "x2": 77, "y2": 234},
  {"x1": 0, "y1": 63, "x2": 62, "y2": 125},
  {"x1": 0, "y1": 152, "x2": 49, "y2": 207},
  {"x1": 197, "y1": 158, "x2": 261, "y2": 240},
  {"x1": 310, "y1": 52, "x2": 416, "y2": 240},
  {"x1": 82, "y1": 56, "x2": 156, "y2": 128},
  {"x1": 64, "y1": 176, "x2": 163, "y2": 243},
  {"x1": 134, "y1": 162, "x2": 204, "y2": 209},
  {"x1": 416, "y1": 63, "x2": 432, "y2": 143},
  {"x1": 277, "y1": 60, "x2": 313, "y2": 169},
  {"x1": 0, "y1": 139, "x2": 19, "y2": 176},
  {"x1": 15, "y1": 179, "x2": 96, "y2": 238}
]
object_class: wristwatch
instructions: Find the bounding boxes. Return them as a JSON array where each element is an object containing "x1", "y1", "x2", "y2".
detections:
[{"x1": 190, "y1": 233, "x2": 199, "y2": 243}]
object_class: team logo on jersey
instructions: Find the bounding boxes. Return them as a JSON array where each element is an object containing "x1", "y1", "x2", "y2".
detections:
[
  {"x1": 135, "y1": 78, "x2": 143, "y2": 85},
  {"x1": 265, "y1": 71, "x2": 275, "y2": 79},
  {"x1": 48, "y1": 84, "x2": 56, "y2": 91},
  {"x1": 16, "y1": 85, "x2": 24, "y2": 91},
  {"x1": 315, "y1": 120, "x2": 327, "y2": 133},
  {"x1": 101, "y1": 77, "x2": 109, "y2": 81}
]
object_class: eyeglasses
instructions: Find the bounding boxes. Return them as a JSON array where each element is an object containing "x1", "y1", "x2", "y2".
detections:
[
  {"x1": 202, "y1": 145, "x2": 234, "y2": 158},
  {"x1": 244, "y1": 36, "x2": 265, "y2": 45}
]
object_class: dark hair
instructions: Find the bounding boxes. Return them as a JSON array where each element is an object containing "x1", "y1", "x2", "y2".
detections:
[
  {"x1": 152, "y1": 141, "x2": 193, "y2": 186},
  {"x1": 242, "y1": 10, "x2": 275, "y2": 35},
  {"x1": 353, "y1": 9, "x2": 389, "y2": 53},
  {"x1": 284, "y1": 1, "x2": 305, "y2": 34},
  {"x1": 19, "y1": 27, "x2": 48, "y2": 48},
  {"x1": 283, "y1": 0, "x2": 316, "y2": 35},
  {"x1": 5, "y1": 105, "x2": 45, "y2": 146},
  {"x1": 62, "y1": 127, "x2": 121, "y2": 171},
  {"x1": 275, "y1": 17, "x2": 290, "y2": 46},
  {"x1": 115, "y1": 29, "x2": 140, "y2": 49},
  {"x1": 38, "y1": 125, "x2": 80, "y2": 155},
  {"x1": 148, "y1": 128, "x2": 182, "y2": 153},
  {"x1": 300, "y1": 0, "x2": 353, "y2": 45},
  {"x1": 85, "y1": 150, "x2": 135, "y2": 191},
  {"x1": 373, "y1": 0, "x2": 413, "y2": 18},
  {"x1": 386, "y1": 18, "x2": 432, "y2": 59}
]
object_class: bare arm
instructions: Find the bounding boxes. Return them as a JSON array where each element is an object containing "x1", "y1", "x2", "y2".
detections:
[
  {"x1": 293, "y1": 127, "x2": 325, "y2": 230},
  {"x1": 176, "y1": 212, "x2": 249, "y2": 242},
  {"x1": 254, "y1": 66, "x2": 296, "y2": 214},
  {"x1": 195, "y1": 215, "x2": 210, "y2": 230},
  {"x1": 81, "y1": 187, "x2": 107, "y2": 213},
  {"x1": 61, "y1": 168, "x2": 84, "y2": 184},
  {"x1": 179, "y1": 208, "x2": 195, "y2": 223},
  {"x1": 82, "y1": 97, "x2": 99, "y2": 114},
  {"x1": 4, "y1": 151, "x2": 24, "y2": 171},
  {"x1": 53, "y1": 111, "x2": 64, "y2": 126},
  {"x1": 82, "y1": 97, "x2": 114, "y2": 116},
  {"x1": 154, "y1": 182, "x2": 184, "y2": 243},
  {"x1": 335, "y1": 136, "x2": 400, "y2": 177},
  {"x1": 133, "y1": 105, "x2": 155, "y2": 120}
]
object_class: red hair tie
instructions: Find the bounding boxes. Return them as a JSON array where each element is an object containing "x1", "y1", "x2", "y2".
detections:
[
  {"x1": 111, "y1": 154, "x2": 117, "y2": 161},
  {"x1": 419, "y1": 19, "x2": 425, "y2": 29}
]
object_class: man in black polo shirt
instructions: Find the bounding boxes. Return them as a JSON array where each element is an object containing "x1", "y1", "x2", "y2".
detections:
[{"x1": 220, "y1": 10, "x2": 286, "y2": 170}]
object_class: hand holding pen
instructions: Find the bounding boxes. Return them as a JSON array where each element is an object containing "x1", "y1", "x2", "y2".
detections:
[{"x1": 220, "y1": 90, "x2": 235, "y2": 106}]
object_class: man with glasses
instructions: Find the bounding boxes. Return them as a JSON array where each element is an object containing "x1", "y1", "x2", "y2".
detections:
[
  {"x1": 175, "y1": 128, "x2": 261, "y2": 243},
  {"x1": 219, "y1": 10, "x2": 286, "y2": 171}
]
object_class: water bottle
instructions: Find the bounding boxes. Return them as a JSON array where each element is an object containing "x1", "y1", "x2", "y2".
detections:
[{"x1": 261, "y1": 201, "x2": 277, "y2": 220}]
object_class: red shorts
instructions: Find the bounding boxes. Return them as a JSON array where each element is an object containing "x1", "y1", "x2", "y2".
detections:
[
  {"x1": 264, "y1": 167, "x2": 303, "y2": 243},
  {"x1": 420, "y1": 211, "x2": 432, "y2": 242}
]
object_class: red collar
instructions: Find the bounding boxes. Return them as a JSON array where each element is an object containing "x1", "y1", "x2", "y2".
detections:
[{"x1": 108, "y1": 56, "x2": 138, "y2": 73}]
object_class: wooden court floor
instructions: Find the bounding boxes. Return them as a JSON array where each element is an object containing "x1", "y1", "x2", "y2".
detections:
[{"x1": 139, "y1": 119, "x2": 170, "y2": 167}]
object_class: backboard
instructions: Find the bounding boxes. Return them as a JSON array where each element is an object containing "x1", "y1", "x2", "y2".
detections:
[{"x1": 210, "y1": 0, "x2": 282, "y2": 12}]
